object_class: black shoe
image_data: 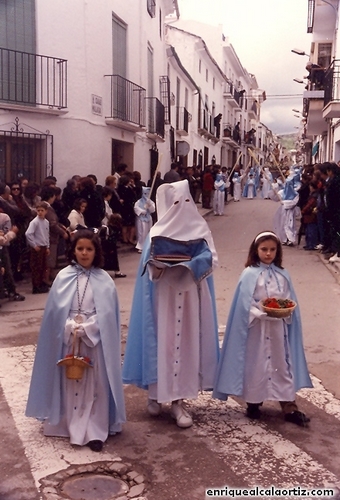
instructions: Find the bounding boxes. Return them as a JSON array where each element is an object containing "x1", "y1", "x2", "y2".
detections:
[
  {"x1": 284, "y1": 410, "x2": 310, "y2": 427},
  {"x1": 86, "y1": 440, "x2": 103, "y2": 452},
  {"x1": 8, "y1": 293, "x2": 25, "y2": 301},
  {"x1": 246, "y1": 403, "x2": 262, "y2": 420},
  {"x1": 32, "y1": 286, "x2": 49, "y2": 294}
]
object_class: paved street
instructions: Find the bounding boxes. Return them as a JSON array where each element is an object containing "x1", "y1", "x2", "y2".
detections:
[{"x1": 1, "y1": 196, "x2": 340, "y2": 500}]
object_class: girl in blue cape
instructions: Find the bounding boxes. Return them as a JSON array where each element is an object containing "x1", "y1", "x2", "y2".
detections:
[
  {"x1": 26, "y1": 230, "x2": 126, "y2": 452},
  {"x1": 213, "y1": 231, "x2": 312, "y2": 426}
]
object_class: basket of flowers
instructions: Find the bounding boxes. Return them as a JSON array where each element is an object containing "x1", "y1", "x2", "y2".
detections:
[
  {"x1": 261, "y1": 297, "x2": 296, "y2": 318},
  {"x1": 57, "y1": 331, "x2": 92, "y2": 380}
]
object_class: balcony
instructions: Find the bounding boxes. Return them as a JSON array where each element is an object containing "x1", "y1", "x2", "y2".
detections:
[
  {"x1": 248, "y1": 100, "x2": 258, "y2": 120},
  {"x1": 198, "y1": 108, "x2": 220, "y2": 143},
  {"x1": 222, "y1": 123, "x2": 241, "y2": 149},
  {"x1": 145, "y1": 97, "x2": 165, "y2": 141},
  {"x1": 105, "y1": 75, "x2": 146, "y2": 131},
  {"x1": 0, "y1": 47, "x2": 67, "y2": 114},
  {"x1": 176, "y1": 106, "x2": 189, "y2": 136},
  {"x1": 323, "y1": 60, "x2": 340, "y2": 119},
  {"x1": 223, "y1": 81, "x2": 242, "y2": 110}
]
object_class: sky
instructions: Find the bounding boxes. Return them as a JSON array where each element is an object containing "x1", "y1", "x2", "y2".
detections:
[{"x1": 177, "y1": 0, "x2": 312, "y2": 135}]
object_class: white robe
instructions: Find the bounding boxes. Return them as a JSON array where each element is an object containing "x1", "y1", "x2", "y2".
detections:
[
  {"x1": 273, "y1": 196, "x2": 301, "y2": 245},
  {"x1": 244, "y1": 269, "x2": 295, "y2": 403},
  {"x1": 134, "y1": 199, "x2": 155, "y2": 251},
  {"x1": 44, "y1": 274, "x2": 110, "y2": 445},
  {"x1": 232, "y1": 176, "x2": 244, "y2": 202},
  {"x1": 148, "y1": 264, "x2": 217, "y2": 403},
  {"x1": 213, "y1": 180, "x2": 226, "y2": 215}
]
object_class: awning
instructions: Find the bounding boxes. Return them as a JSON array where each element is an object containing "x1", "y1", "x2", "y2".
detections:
[{"x1": 312, "y1": 141, "x2": 319, "y2": 156}]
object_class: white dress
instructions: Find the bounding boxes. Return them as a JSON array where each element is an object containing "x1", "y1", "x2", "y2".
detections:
[
  {"x1": 213, "y1": 180, "x2": 226, "y2": 215},
  {"x1": 148, "y1": 264, "x2": 217, "y2": 403},
  {"x1": 243, "y1": 268, "x2": 295, "y2": 403},
  {"x1": 44, "y1": 273, "x2": 110, "y2": 445}
]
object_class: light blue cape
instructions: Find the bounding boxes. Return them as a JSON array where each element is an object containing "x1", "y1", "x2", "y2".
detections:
[
  {"x1": 213, "y1": 264, "x2": 312, "y2": 400},
  {"x1": 26, "y1": 265, "x2": 126, "y2": 431}
]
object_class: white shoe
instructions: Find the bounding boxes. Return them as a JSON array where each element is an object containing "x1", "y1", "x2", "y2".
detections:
[
  {"x1": 315, "y1": 244, "x2": 323, "y2": 250},
  {"x1": 170, "y1": 400, "x2": 193, "y2": 428},
  {"x1": 147, "y1": 399, "x2": 162, "y2": 416},
  {"x1": 329, "y1": 254, "x2": 340, "y2": 263}
]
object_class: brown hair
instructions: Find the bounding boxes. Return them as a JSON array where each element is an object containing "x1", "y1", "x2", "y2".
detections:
[
  {"x1": 245, "y1": 231, "x2": 283, "y2": 268},
  {"x1": 67, "y1": 229, "x2": 104, "y2": 268}
]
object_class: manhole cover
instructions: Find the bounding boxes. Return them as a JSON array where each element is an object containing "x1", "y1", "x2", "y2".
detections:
[{"x1": 61, "y1": 474, "x2": 129, "y2": 500}]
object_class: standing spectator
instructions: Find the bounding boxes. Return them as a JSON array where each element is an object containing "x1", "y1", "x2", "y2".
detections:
[
  {"x1": 23, "y1": 182, "x2": 41, "y2": 211},
  {"x1": 9, "y1": 181, "x2": 33, "y2": 280},
  {"x1": 62, "y1": 179, "x2": 80, "y2": 216},
  {"x1": 163, "y1": 162, "x2": 180, "y2": 183},
  {"x1": 25, "y1": 201, "x2": 50, "y2": 294},
  {"x1": 101, "y1": 187, "x2": 113, "y2": 226},
  {"x1": 117, "y1": 175, "x2": 137, "y2": 244},
  {"x1": 105, "y1": 175, "x2": 123, "y2": 215},
  {"x1": 100, "y1": 214, "x2": 126, "y2": 278},
  {"x1": 78, "y1": 177, "x2": 105, "y2": 229},
  {"x1": 132, "y1": 171, "x2": 146, "y2": 200},
  {"x1": 0, "y1": 207, "x2": 25, "y2": 301},
  {"x1": 201, "y1": 165, "x2": 214, "y2": 208},
  {"x1": 41, "y1": 186, "x2": 69, "y2": 285},
  {"x1": 0, "y1": 224, "x2": 18, "y2": 301},
  {"x1": 301, "y1": 181, "x2": 319, "y2": 250},
  {"x1": 324, "y1": 163, "x2": 340, "y2": 263},
  {"x1": 67, "y1": 199, "x2": 88, "y2": 232}
]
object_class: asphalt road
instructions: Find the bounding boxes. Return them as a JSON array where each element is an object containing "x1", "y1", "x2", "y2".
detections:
[{"x1": 0, "y1": 195, "x2": 340, "y2": 500}]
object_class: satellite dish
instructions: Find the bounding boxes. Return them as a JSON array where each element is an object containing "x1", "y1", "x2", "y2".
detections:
[{"x1": 177, "y1": 141, "x2": 190, "y2": 156}]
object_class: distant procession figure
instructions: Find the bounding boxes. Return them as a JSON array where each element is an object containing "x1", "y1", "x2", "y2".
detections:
[
  {"x1": 122, "y1": 180, "x2": 219, "y2": 428},
  {"x1": 261, "y1": 168, "x2": 273, "y2": 199},
  {"x1": 243, "y1": 172, "x2": 256, "y2": 199},
  {"x1": 232, "y1": 172, "x2": 244, "y2": 202},
  {"x1": 134, "y1": 187, "x2": 155, "y2": 253},
  {"x1": 273, "y1": 167, "x2": 302, "y2": 246},
  {"x1": 213, "y1": 173, "x2": 227, "y2": 215}
]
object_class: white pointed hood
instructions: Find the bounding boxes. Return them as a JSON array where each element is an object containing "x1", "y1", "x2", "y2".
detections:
[{"x1": 150, "y1": 180, "x2": 218, "y2": 267}]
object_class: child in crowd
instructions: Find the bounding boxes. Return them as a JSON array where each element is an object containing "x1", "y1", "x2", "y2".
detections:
[
  {"x1": 134, "y1": 187, "x2": 155, "y2": 253},
  {"x1": 100, "y1": 213, "x2": 126, "y2": 278},
  {"x1": 25, "y1": 201, "x2": 50, "y2": 294},
  {"x1": 213, "y1": 231, "x2": 312, "y2": 426},
  {"x1": 26, "y1": 230, "x2": 126, "y2": 452}
]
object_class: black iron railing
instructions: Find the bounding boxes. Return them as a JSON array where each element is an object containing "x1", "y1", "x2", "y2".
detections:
[
  {"x1": 145, "y1": 97, "x2": 165, "y2": 138},
  {"x1": 0, "y1": 47, "x2": 67, "y2": 109},
  {"x1": 105, "y1": 75, "x2": 145, "y2": 127},
  {"x1": 324, "y1": 59, "x2": 340, "y2": 106}
]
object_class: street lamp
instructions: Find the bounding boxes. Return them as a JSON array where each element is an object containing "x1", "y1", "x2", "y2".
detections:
[
  {"x1": 291, "y1": 48, "x2": 310, "y2": 57},
  {"x1": 294, "y1": 114, "x2": 302, "y2": 118},
  {"x1": 292, "y1": 109, "x2": 301, "y2": 113},
  {"x1": 293, "y1": 78, "x2": 305, "y2": 84}
]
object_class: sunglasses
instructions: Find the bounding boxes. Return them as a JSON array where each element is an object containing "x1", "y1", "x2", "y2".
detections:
[{"x1": 12, "y1": 187, "x2": 20, "y2": 191}]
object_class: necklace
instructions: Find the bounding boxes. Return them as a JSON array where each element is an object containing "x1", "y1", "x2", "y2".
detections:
[{"x1": 74, "y1": 269, "x2": 91, "y2": 323}]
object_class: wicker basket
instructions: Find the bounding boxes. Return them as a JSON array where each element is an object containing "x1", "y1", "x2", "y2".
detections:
[
  {"x1": 57, "y1": 330, "x2": 92, "y2": 380},
  {"x1": 261, "y1": 299, "x2": 296, "y2": 318},
  {"x1": 57, "y1": 355, "x2": 92, "y2": 380}
]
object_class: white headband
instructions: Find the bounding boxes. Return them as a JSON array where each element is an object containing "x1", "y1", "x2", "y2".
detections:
[{"x1": 254, "y1": 231, "x2": 278, "y2": 243}]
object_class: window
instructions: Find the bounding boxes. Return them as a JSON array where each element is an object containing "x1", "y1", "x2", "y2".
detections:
[
  {"x1": 112, "y1": 13, "x2": 127, "y2": 77},
  {"x1": 213, "y1": 77, "x2": 215, "y2": 90},
  {"x1": 317, "y1": 42, "x2": 332, "y2": 68},
  {"x1": 159, "y1": 8, "x2": 162, "y2": 38},
  {"x1": 147, "y1": 0, "x2": 156, "y2": 18},
  {"x1": 206, "y1": 69, "x2": 208, "y2": 82},
  {"x1": 199, "y1": 59, "x2": 202, "y2": 73}
]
